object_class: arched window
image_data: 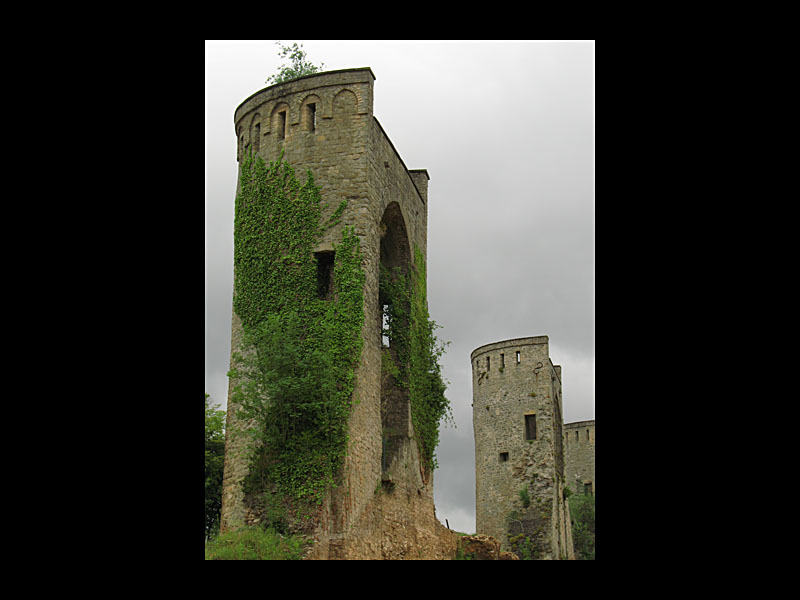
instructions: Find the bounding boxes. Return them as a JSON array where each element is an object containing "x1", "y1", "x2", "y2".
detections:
[{"x1": 251, "y1": 114, "x2": 261, "y2": 153}]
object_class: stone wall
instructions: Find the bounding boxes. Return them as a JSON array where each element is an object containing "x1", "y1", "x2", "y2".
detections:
[
  {"x1": 564, "y1": 420, "x2": 595, "y2": 496},
  {"x1": 221, "y1": 68, "x2": 452, "y2": 558},
  {"x1": 471, "y1": 336, "x2": 574, "y2": 559}
]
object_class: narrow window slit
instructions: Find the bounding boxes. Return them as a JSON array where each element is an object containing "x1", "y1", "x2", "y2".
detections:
[
  {"x1": 525, "y1": 414, "x2": 537, "y2": 441},
  {"x1": 315, "y1": 251, "x2": 335, "y2": 300},
  {"x1": 307, "y1": 103, "x2": 316, "y2": 132},
  {"x1": 382, "y1": 304, "x2": 390, "y2": 347},
  {"x1": 278, "y1": 110, "x2": 287, "y2": 140}
]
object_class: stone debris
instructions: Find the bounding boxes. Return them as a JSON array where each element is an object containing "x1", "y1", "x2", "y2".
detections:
[{"x1": 460, "y1": 534, "x2": 519, "y2": 560}]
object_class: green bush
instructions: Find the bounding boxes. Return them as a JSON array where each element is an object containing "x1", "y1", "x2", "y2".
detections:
[
  {"x1": 569, "y1": 493, "x2": 595, "y2": 560},
  {"x1": 204, "y1": 527, "x2": 307, "y2": 560},
  {"x1": 519, "y1": 485, "x2": 531, "y2": 508}
]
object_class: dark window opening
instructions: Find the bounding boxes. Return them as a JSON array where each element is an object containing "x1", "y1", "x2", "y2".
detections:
[
  {"x1": 500, "y1": 353, "x2": 505, "y2": 369},
  {"x1": 525, "y1": 414, "x2": 537, "y2": 441},
  {"x1": 278, "y1": 110, "x2": 287, "y2": 140},
  {"x1": 307, "y1": 103, "x2": 316, "y2": 132},
  {"x1": 584, "y1": 482, "x2": 593, "y2": 496},
  {"x1": 486, "y1": 356, "x2": 490, "y2": 371},
  {"x1": 315, "y1": 251, "x2": 334, "y2": 299},
  {"x1": 516, "y1": 350, "x2": 521, "y2": 364},
  {"x1": 499, "y1": 452, "x2": 509, "y2": 462},
  {"x1": 587, "y1": 429, "x2": 590, "y2": 441}
]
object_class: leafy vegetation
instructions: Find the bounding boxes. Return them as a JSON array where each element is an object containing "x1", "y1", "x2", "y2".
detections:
[
  {"x1": 266, "y1": 42, "x2": 325, "y2": 85},
  {"x1": 379, "y1": 250, "x2": 452, "y2": 475},
  {"x1": 569, "y1": 491, "x2": 595, "y2": 560},
  {"x1": 228, "y1": 149, "x2": 364, "y2": 526},
  {"x1": 204, "y1": 526, "x2": 307, "y2": 560},
  {"x1": 205, "y1": 393, "x2": 226, "y2": 540},
  {"x1": 519, "y1": 485, "x2": 531, "y2": 508}
]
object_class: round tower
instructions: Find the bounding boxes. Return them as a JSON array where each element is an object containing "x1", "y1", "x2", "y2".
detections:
[
  {"x1": 221, "y1": 68, "x2": 456, "y2": 559},
  {"x1": 564, "y1": 419, "x2": 595, "y2": 496},
  {"x1": 471, "y1": 336, "x2": 574, "y2": 559}
]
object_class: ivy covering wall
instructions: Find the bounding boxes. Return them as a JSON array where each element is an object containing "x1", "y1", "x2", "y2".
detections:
[
  {"x1": 380, "y1": 247, "x2": 452, "y2": 476},
  {"x1": 228, "y1": 150, "x2": 364, "y2": 526},
  {"x1": 227, "y1": 149, "x2": 451, "y2": 531}
]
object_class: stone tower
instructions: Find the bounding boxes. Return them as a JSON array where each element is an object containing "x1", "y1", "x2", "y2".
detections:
[
  {"x1": 564, "y1": 420, "x2": 595, "y2": 496},
  {"x1": 220, "y1": 68, "x2": 458, "y2": 559},
  {"x1": 471, "y1": 336, "x2": 575, "y2": 559}
]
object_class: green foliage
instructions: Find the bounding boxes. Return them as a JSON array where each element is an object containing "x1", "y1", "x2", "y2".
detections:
[
  {"x1": 204, "y1": 526, "x2": 307, "y2": 560},
  {"x1": 233, "y1": 149, "x2": 322, "y2": 330},
  {"x1": 507, "y1": 533, "x2": 539, "y2": 560},
  {"x1": 266, "y1": 42, "x2": 325, "y2": 85},
  {"x1": 519, "y1": 485, "x2": 531, "y2": 508},
  {"x1": 205, "y1": 393, "x2": 226, "y2": 540},
  {"x1": 379, "y1": 248, "x2": 452, "y2": 474},
  {"x1": 454, "y1": 543, "x2": 475, "y2": 560},
  {"x1": 230, "y1": 150, "x2": 364, "y2": 523},
  {"x1": 569, "y1": 493, "x2": 595, "y2": 560}
]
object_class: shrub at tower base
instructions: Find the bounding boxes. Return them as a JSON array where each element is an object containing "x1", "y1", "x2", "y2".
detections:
[{"x1": 227, "y1": 150, "x2": 365, "y2": 531}]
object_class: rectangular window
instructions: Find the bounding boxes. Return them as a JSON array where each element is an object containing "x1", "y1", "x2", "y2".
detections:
[
  {"x1": 516, "y1": 351, "x2": 521, "y2": 364},
  {"x1": 278, "y1": 110, "x2": 287, "y2": 140},
  {"x1": 584, "y1": 482, "x2": 593, "y2": 496},
  {"x1": 314, "y1": 251, "x2": 335, "y2": 300},
  {"x1": 486, "y1": 356, "x2": 490, "y2": 371},
  {"x1": 308, "y1": 103, "x2": 316, "y2": 132},
  {"x1": 499, "y1": 452, "x2": 509, "y2": 462},
  {"x1": 500, "y1": 353, "x2": 505, "y2": 369},
  {"x1": 587, "y1": 429, "x2": 590, "y2": 441},
  {"x1": 525, "y1": 414, "x2": 537, "y2": 441}
]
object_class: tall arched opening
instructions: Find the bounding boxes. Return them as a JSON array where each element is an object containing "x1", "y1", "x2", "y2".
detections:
[{"x1": 378, "y1": 202, "x2": 411, "y2": 482}]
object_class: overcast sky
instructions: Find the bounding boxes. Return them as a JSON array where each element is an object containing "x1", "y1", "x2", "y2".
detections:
[{"x1": 205, "y1": 40, "x2": 594, "y2": 535}]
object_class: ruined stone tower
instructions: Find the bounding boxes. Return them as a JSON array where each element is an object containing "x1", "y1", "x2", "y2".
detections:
[
  {"x1": 220, "y1": 68, "x2": 458, "y2": 559},
  {"x1": 471, "y1": 336, "x2": 575, "y2": 559},
  {"x1": 565, "y1": 420, "x2": 595, "y2": 496}
]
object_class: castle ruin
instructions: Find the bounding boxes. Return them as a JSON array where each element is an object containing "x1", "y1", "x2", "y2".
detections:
[
  {"x1": 220, "y1": 68, "x2": 459, "y2": 559},
  {"x1": 471, "y1": 336, "x2": 575, "y2": 559},
  {"x1": 564, "y1": 420, "x2": 595, "y2": 497}
]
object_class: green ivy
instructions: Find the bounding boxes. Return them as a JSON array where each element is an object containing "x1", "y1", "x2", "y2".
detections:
[
  {"x1": 229, "y1": 149, "x2": 364, "y2": 522},
  {"x1": 380, "y1": 247, "x2": 452, "y2": 475}
]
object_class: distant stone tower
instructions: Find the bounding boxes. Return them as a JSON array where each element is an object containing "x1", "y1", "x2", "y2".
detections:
[
  {"x1": 220, "y1": 68, "x2": 458, "y2": 559},
  {"x1": 564, "y1": 420, "x2": 595, "y2": 496},
  {"x1": 471, "y1": 336, "x2": 574, "y2": 559}
]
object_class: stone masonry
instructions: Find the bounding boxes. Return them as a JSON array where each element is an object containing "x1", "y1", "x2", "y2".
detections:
[
  {"x1": 471, "y1": 336, "x2": 575, "y2": 559},
  {"x1": 220, "y1": 68, "x2": 459, "y2": 558},
  {"x1": 564, "y1": 420, "x2": 595, "y2": 496}
]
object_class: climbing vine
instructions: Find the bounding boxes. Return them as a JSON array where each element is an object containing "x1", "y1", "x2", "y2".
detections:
[
  {"x1": 228, "y1": 149, "x2": 364, "y2": 524},
  {"x1": 380, "y1": 246, "x2": 452, "y2": 475}
]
